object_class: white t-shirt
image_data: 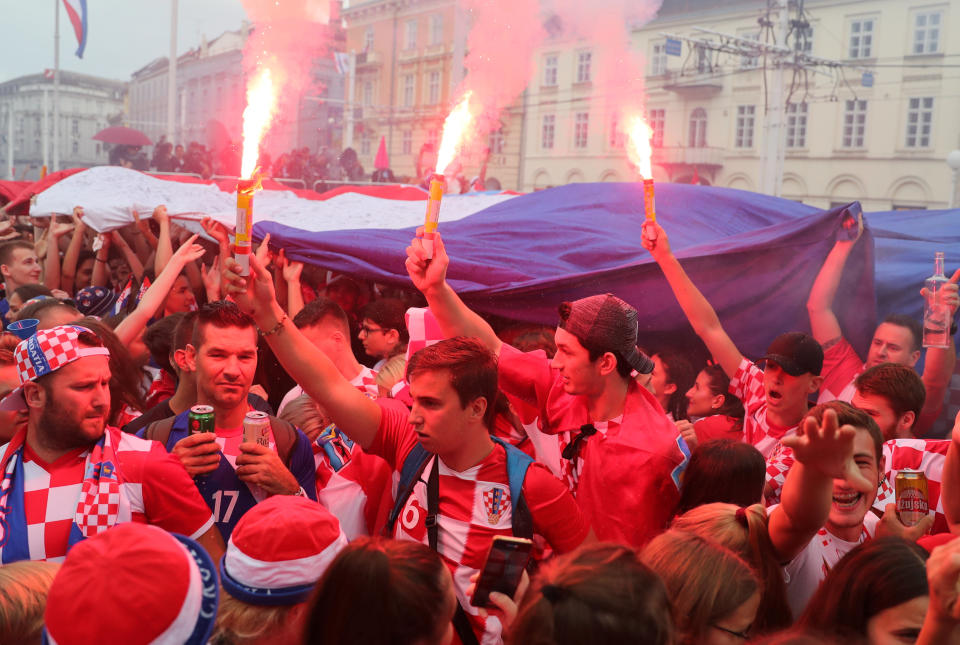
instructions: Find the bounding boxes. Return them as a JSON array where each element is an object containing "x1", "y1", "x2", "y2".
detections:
[{"x1": 777, "y1": 507, "x2": 879, "y2": 618}]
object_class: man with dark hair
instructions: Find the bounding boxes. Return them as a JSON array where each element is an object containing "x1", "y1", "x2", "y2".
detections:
[
  {"x1": 17, "y1": 299, "x2": 82, "y2": 330},
  {"x1": 125, "y1": 311, "x2": 272, "y2": 435},
  {"x1": 277, "y1": 298, "x2": 378, "y2": 414},
  {"x1": 767, "y1": 401, "x2": 897, "y2": 616},
  {"x1": 222, "y1": 255, "x2": 589, "y2": 645},
  {"x1": 0, "y1": 240, "x2": 42, "y2": 326},
  {"x1": 0, "y1": 325, "x2": 222, "y2": 563},
  {"x1": 143, "y1": 302, "x2": 317, "y2": 540},
  {"x1": 807, "y1": 224, "x2": 959, "y2": 434},
  {"x1": 359, "y1": 298, "x2": 409, "y2": 394},
  {"x1": 853, "y1": 363, "x2": 926, "y2": 440},
  {"x1": 405, "y1": 231, "x2": 686, "y2": 549}
]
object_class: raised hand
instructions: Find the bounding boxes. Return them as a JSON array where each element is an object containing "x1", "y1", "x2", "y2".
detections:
[
  {"x1": 278, "y1": 249, "x2": 303, "y2": 283},
  {"x1": 223, "y1": 253, "x2": 277, "y2": 319},
  {"x1": 200, "y1": 216, "x2": 231, "y2": 247},
  {"x1": 152, "y1": 204, "x2": 169, "y2": 225},
  {"x1": 405, "y1": 228, "x2": 449, "y2": 295},
  {"x1": 254, "y1": 233, "x2": 273, "y2": 268},
  {"x1": 201, "y1": 256, "x2": 222, "y2": 301},
  {"x1": 170, "y1": 233, "x2": 204, "y2": 266},
  {"x1": 781, "y1": 408, "x2": 874, "y2": 494},
  {"x1": 641, "y1": 221, "x2": 672, "y2": 260},
  {"x1": 920, "y1": 268, "x2": 960, "y2": 317}
]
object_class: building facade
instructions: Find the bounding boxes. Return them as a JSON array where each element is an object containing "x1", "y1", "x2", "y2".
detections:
[
  {"x1": 342, "y1": 0, "x2": 523, "y2": 188},
  {"x1": 0, "y1": 72, "x2": 125, "y2": 180},
  {"x1": 523, "y1": 0, "x2": 959, "y2": 209}
]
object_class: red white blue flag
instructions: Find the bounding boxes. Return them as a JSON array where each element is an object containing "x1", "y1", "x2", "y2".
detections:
[{"x1": 62, "y1": 0, "x2": 88, "y2": 59}]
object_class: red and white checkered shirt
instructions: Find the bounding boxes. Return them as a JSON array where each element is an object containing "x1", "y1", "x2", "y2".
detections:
[
  {"x1": 873, "y1": 438, "x2": 951, "y2": 534},
  {"x1": 817, "y1": 337, "x2": 862, "y2": 404},
  {"x1": 0, "y1": 427, "x2": 214, "y2": 562},
  {"x1": 729, "y1": 358, "x2": 800, "y2": 506},
  {"x1": 277, "y1": 366, "x2": 379, "y2": 415},
  {"x1": 372, "y1": 398, "x2": 588, "y2": 644}
]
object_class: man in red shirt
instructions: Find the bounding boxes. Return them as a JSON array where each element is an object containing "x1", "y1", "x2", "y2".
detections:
[
  {"x1": 223, "y1": 254, "x2": 589, "y2": 645},
  {"x1": 403, "y1": 231, "x2": 688, "y2": 548},
  {"x1": 0, "y1": 325, "x2": 222, "y2": 564}
]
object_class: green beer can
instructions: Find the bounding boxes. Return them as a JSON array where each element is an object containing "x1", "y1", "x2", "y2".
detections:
[{"x1": 188, "y1": 405, "x2": 215, "y2": 435}]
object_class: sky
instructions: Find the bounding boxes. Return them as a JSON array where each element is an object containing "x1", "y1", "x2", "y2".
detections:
[{"x1": 1, "y1": 0, "x2": 250, "y2": 82}]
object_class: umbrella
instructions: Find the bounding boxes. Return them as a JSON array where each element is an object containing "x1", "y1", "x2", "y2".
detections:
[
  {"x1": 92, "y1": 126, "x2": 153, "y2": 147},
  {"x1": 373, "y1": 136, "x2": 389, "y2": 170}
]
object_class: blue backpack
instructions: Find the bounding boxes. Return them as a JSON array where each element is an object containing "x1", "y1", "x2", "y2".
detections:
[{"x1": 385, "y1": 436, "x2": 534, "y2": 539}]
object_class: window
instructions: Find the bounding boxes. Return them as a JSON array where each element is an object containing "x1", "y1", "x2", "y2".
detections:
[
  {"x1": 489, "y1": 129, "x2": 504, "y2": 154},
  {"x1": 785, "y1": 103, "x2": 808, "y2": 148},
  {"x1": 71, "y1": 119, "x2": 79, "y2": 136},
  {"x1": 402, "y1": 75, "x2": 415, "y2": 107},
  {"x1": 364, "y1": 27, "x2": 375, "y2": 52},
  {"x1": 576, "y1": 51, "x2": 592, "y2": 83},
  {"x1": 361, "y1": 134, "x2": 371, "y2": 155},
  {"x1": 574, "y1": 112, "x2": 589, "y2": 148},
  {"x1": 609, "y1": 114, "x2": 625, "y2": 148},
  {"x1": 405, "y1": 20, "x2": 417, "y2": 50},
  {"x1": 72, "y1": 140, "x2": 79, "y2": 155},
  {"x1": 912, "y1": 11, "x2": 941, "y2": 54},
  {"x1": 543, "y1": 55, "x2": 558, "y2": 87},
  {"x1": 430, "y1": 15, "x2": 443, "y2": 46},
  {"x1": 402, "y1": 130, "x2": 412, "y2": 155},
  {"x1": 735, "y1": 105, "x2": 755, "y2": 148},
  {"x1": 848, "y1": 18, "x2": 875, "y2": 58},
  {"x1": 542, "y1": 114, "x2": 555, "y2": 149},
  {"x1": 739, "y1": 32, "x2": 759, "y2": 68},
  {"x1": 427, "y1": 71, "x2": 441, "y2": 105},
  {"x1": 695, "y1": 44, "x2": 712, "y2": 73},
  {"x1": 688, "y1": 108, "x2": 707, "y2": 148},
  {"x1": 427, "y1": 129, "x2": 438, "y2": 148},
  {"x1": 842, "y1": 99, "x2": 867, "y2": 148},
  {"x1": 362, "y1": 81, "x2": 373, "y2": 106},
  {"x1": 650, "y1": 43, "x2": 667, "y2": 75},
  {"x1": 649, "y1": 109, "x2": 665, "y2": 147},
  {"x1": 905, "y1": 97, "x2": 934, "y2": 148}
]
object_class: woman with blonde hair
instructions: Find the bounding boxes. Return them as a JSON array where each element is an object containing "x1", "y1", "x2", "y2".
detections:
[
  {"x1": 671, "y1": 502, "x2": 793, "y2": 632},
  {"x1": 641, "y1": 529, "x2": 760, "y2": 645},
  {"x1": 0, "y1": 560, "x2": 60, "y2": 645}
]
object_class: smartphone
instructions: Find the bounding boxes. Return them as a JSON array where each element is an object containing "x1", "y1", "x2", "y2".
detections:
[{"x1": 471, "y1": 536, "x2": 533, "y2": 608}]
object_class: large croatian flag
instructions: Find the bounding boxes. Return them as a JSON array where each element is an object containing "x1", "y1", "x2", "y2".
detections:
[{"x1": 62, "y1": 0, "x2": 88, "y2": 59}]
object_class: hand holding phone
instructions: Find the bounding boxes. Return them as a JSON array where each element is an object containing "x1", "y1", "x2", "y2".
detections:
[{"x1": 470, "y1": 536, "x2": 533, "y2": 608}]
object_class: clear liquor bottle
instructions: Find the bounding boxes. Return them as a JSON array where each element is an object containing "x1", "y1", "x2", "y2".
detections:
[{"x1": 923, "y1": 252, "x2": 950, "y2": 348}]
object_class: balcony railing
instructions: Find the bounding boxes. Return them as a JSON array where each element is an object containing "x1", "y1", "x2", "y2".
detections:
[
  {"x1": 661, "y1": 69, "x2": 724, "y2": 93},
  {"x1": 652, "y1": 146, "x2": 724, "y2": 168}
]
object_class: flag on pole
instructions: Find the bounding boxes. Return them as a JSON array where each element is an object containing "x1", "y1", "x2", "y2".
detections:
[
  {"x1": 62, "y1": 0, "x2": 88, "y2": 59},
  {"x1": 334, "y1": 52, "x2": 350, "y2": 75}
]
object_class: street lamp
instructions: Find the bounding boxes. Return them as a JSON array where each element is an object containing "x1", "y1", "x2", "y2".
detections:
[{"x1": 947, "y1": 150, "x2": 960, "y2": 209}]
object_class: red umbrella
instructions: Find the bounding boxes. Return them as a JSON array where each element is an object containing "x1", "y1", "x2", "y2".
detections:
[
  {"x1": 373, "y1": 136, "x2": 389, "y2": 170},
  {"x1": 92, "y1": 126, "x2": 153, "y2": 147}
]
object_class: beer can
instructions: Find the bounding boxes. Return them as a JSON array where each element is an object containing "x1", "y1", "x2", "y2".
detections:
[
  {"x1": 895, "y1": 469, "x2": 929, "y2": 527},
  {"x1": 188, "y1": 405, "x2": 215, "y2": 435},
  {"x1": 243, "y1": 411, "x2": 271, "y2": 448}
]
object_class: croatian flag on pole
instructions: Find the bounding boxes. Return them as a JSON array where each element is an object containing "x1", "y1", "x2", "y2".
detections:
[{"x1": 62, "y1": 0, "x2": 88, "y2": 59}]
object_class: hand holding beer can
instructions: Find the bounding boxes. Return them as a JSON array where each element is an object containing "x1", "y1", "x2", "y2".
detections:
[
  {"x1": 243, "y1": 411, "x2": 271, "y2": 448},
  {"x1": 895, "y1": 470, "x2": 929, "y2": 527}
]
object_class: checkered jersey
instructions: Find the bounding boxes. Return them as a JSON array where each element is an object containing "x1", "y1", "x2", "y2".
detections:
[
  {"x1": 0, "y1": 428, "x2": 213, "y2": 563},
  {"x1": 277, "y1": 366, "x2": 379, "y2": 415},
  {"x1": 558, "y1": 417, "x2": 620, "y2": 494},
  {"x1": 372, "y1": 398, "x2": 588, "y2": 644},
  {"x1": 730, "y1": 358, "x2": 801, "y2": 506},
  {"x1": 778, "y1": 504, "x2": 879, "y2": 617},
  {"x1": 873, "y1": 438, "x2": 950, "y2": 534},
  {"x1": 817, "y1": 337, "x2": 862, "y2": 404}
]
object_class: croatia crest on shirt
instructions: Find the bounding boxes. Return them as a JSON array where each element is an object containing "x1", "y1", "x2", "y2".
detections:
[{"x1": 482, "y1": 487, "x2": 510, "y2": 525}]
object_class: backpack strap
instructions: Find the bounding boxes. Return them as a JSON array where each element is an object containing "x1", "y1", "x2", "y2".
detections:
[
  {"x1": 491, "y1": 436, "x2": 534, "y2": 539},
  {"x1": 143, "y1": 416, "x2": 178, "y2": 449},
  {"x1": 384, "y1": 443, "x2": 431, "y2": 537}
]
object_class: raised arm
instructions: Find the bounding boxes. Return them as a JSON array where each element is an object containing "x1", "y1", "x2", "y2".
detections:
[
  {"x1": 91, "y1": 233, "x2": 111, "y2": 287},
  {"x1": 110, "y1": 230, "x2": 144, "y2": 281},
  {"x1": 113, "y1": 235, "x2": 204, "y2": 347},
  {"x1": 153, "y1": 205, "x2": 173, "y2": 275},
  {"x1": 60, "y1": 207, "x2": 87, "y2": 293},
  {"x1": 767, "y1": 409, "x2": 873, "y2": 562},
  {"x1": 223, "y1": 253, "x2": 383, "y2": 450},
  {"x1": 43, "y1": 220, "x2": 74, "y2": 291},
  {"x1": 806, "y1": 237, "x2": 860, "y2": 345},
  {"x1": 641, "y1": 221, "x2": 743, "y2": 378},
  {"x1": 405, "y1": 230, "x2": 502, "y2": 354},
  {"x1": 916, "y1": 270, "x2": 960, "y2": 436}
]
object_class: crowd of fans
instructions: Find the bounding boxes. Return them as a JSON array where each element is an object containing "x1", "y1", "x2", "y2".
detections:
[{"x1": 0, "y1": 202, "x2": 959, "y2": 645}]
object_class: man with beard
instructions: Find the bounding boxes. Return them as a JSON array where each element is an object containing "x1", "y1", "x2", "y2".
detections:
[
  {"x1": 0, "y1": 325, "x2": 222, "y2": 563},
  {"x1": 149, "y1": 301, "x2": 317, "y2": 540}
]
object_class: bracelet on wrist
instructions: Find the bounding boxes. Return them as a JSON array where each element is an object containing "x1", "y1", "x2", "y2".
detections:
[{"x1": 259, "y1": 311, "x2": 288, "y2": 337}]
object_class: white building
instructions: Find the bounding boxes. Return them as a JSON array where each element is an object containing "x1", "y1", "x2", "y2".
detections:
[
  {"x1": 520, "y1": 0, "x2": 960, "y2": 210},
  {"x1": 0, "y1": 72, "x2": 125, "y2": 180}
]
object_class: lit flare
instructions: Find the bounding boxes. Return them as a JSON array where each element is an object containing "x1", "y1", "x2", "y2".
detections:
[
  {"x1": 240, "y1": 69, "x2": 278, "y2": 179},
  {"x1": 625, "y1": 115, "x2": 653, "y2": 179}
]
